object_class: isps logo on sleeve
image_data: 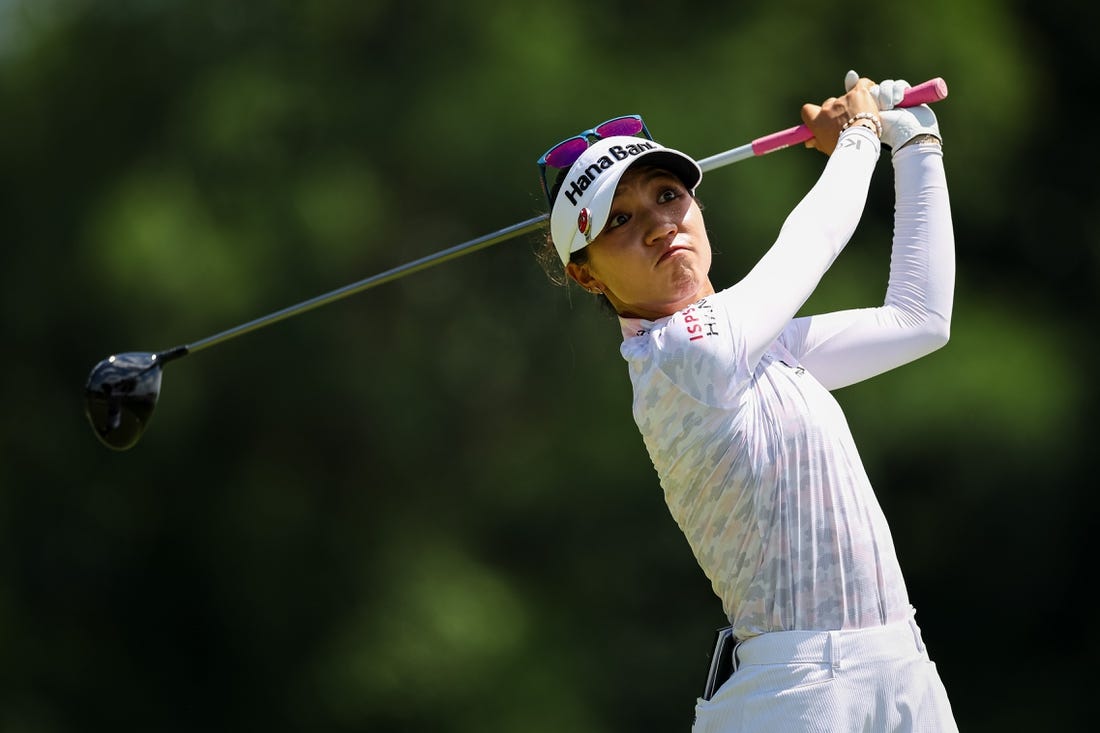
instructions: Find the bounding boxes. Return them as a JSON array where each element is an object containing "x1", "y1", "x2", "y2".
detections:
[{"x1": 682, "y1": 299, "x2": 718, "y2": 342}]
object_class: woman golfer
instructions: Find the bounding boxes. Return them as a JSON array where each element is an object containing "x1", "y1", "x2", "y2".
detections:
[{"x1": 535, "y1": 72, "x2": 958, "y2": 732}]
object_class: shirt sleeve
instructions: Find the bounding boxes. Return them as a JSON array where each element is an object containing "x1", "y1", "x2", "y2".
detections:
[
  {"x1": 778, "y1": 142, "x2": 954, "y2": 390},
  {"x1": 708, "y1": 126, "x2": 881, "y2": 374}
]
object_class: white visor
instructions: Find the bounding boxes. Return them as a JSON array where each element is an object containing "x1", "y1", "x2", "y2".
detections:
[{"x1": 548, "y1": 135, "x2": 702, "y2": 266}]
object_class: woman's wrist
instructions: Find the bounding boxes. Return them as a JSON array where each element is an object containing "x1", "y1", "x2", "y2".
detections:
[
  {"x1": 841, "y1": 112, "x2": 882, "y2": 138},
  {"x1": 899, "y1": 133, "x2": 942, "y2": 149}
]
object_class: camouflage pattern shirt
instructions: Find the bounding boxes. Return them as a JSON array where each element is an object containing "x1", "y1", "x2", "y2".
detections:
[{"x1": 617, "y1": 136, "x2": 953, "y2": 641}]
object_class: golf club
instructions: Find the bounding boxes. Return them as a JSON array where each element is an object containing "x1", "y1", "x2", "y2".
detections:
[{"x1": 85, "y1": 78, "x2": 949, "y2": 451}]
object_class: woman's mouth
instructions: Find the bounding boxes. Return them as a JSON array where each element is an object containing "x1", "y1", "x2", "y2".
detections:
[{"x1": 658, "y1": 246, "x2": 689, "y2": 265}]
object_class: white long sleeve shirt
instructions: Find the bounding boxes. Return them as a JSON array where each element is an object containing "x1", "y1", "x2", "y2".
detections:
[{"x1": 617, "y1": 127, "x2": 954, "y2": 640}]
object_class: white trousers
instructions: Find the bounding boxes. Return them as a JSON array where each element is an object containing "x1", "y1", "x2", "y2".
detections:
[{"x1": 691, "y1": 612, "x2": 958, "y2": 732}]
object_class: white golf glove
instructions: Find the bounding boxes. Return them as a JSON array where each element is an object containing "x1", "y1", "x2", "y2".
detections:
[{"x1": 844, "y1": 69, "x2": 941, "y2": 152}]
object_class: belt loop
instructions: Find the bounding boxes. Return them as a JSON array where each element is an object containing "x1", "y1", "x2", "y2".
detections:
[
  {"x1": 827, "y1": 631, "x2": 841, "y2": 670},
  {"x1": 908, "y1": 614, "x2": 927, "y2": 655}
]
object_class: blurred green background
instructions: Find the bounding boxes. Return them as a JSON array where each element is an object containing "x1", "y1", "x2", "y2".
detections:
[{"x1": 1, "y1": 0, "x2": 1094, "y2": 731}]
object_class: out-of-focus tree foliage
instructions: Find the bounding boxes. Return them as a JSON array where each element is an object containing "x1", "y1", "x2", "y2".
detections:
[{"x1": 0, "y1": 0, "x2": 1094, "y2": 730}]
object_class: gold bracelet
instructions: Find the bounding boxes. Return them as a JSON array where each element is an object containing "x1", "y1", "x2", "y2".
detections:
[{"x1": 899, "y1": 133, "x2": 942, "y2": 149}]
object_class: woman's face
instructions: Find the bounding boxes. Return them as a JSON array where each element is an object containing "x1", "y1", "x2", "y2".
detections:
[{"x1": 566, "y1": 166, "x2": 715, "y2": 320}]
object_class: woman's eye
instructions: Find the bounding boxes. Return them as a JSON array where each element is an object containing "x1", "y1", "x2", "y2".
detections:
[
  {"x1": 607, "y1": 213, "x2": 630, "y2": 229},
  {"x1": 658, "y1": 188, "x2": 678, "y2": 203}
]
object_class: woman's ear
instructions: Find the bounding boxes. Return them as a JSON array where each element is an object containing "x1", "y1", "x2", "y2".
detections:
[{"x1": 565, "y1": 261, "x2": 603, "y2": 294}]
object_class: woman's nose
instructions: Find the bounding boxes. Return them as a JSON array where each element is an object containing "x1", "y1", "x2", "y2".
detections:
[{"x1": 643, "y1": 210, "x2": 677, "y2": 245}]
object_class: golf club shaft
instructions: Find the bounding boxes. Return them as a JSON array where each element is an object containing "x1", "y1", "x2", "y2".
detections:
[
  {"x1": 181, "y1": 215, "x2": 547, "y2": 356},
  {"x1": 171, "y1": 76, "x2": 948, "y2": 359}
]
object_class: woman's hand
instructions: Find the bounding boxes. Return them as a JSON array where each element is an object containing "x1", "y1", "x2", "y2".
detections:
[{"x1": 800, "y1": 75, "x2": 881, "y2": 156}]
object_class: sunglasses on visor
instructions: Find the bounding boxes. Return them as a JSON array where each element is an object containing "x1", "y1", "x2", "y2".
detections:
[{"x1": 536, "y1": 114, "x2": 653, "y2": 208}]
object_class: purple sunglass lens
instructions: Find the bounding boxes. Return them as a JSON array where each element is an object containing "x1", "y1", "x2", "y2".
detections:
[
  {"x1": 595, "y1": 117, "x2": 644, "y2": 137},
  {"x1": 543, "y1": 137, "x2": 592, "y2": 168}
]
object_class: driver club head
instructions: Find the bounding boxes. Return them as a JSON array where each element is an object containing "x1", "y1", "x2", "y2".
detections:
[{"x1": 84, "y1": 352, "x2": 165, "y2": 451}]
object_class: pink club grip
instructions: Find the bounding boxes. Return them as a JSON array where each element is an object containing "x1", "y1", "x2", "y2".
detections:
[{"x1": 750, "y1": 77, "x2": 948, "y2": 156}]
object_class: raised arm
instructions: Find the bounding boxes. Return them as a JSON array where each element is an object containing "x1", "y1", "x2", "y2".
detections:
[
  {"x1": 716, "y1": 78, "x2": 883, "y2": 369},
  {"x1": 781, "y1": 79, "x2": 954, "y2": 390}
]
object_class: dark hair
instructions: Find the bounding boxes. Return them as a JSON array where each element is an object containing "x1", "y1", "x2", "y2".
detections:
[
  {"x1": 534, "y1": 233, "x2": 619, "y2": 316},
  {"x1": 534, "y1": 166, "x2": 614, "y2": 308},
  {"x1": 534, "y1": 165, "x2": 572, "y2": 288}
]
